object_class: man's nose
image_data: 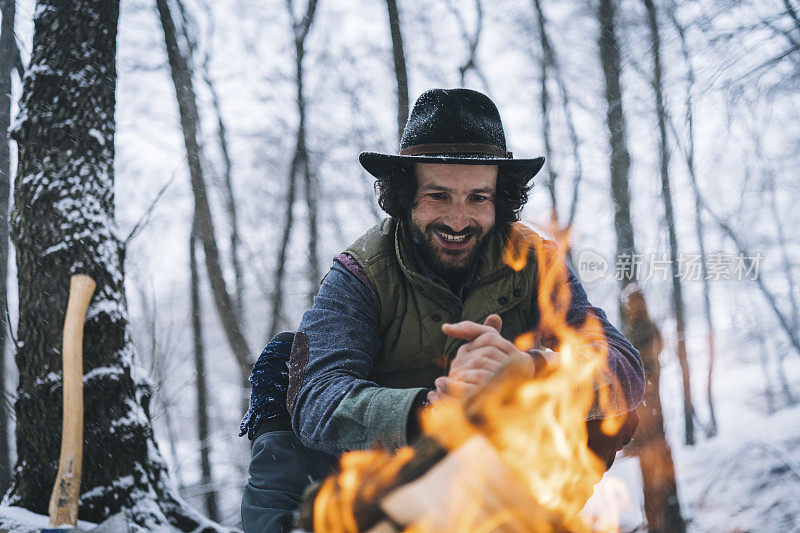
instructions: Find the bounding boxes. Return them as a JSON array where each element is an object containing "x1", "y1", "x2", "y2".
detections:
[{"x1": 442, "y1": 202, "x2": 470, "y2": 232}]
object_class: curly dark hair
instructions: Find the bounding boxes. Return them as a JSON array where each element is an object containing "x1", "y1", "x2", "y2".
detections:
[{"x1": 375, "y1": 163, "x2": 532, "y2": 236}]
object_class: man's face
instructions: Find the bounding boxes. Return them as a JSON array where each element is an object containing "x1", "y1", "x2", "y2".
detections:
[{"x1": 410, "y1": 163, "x2": 498, "y2": 278}]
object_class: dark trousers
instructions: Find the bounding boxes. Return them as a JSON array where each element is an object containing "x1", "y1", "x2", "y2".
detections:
[{"x1": 241, "y1": 425, "x2": 334, "y2": 533}]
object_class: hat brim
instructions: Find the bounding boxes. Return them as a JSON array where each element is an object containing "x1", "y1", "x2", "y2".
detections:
[{"x1": 359, "y1": 152, "x2": 545, "y2": 184}]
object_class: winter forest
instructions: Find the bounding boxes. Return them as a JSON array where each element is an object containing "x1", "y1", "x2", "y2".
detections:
[{"x1": 0, "y1": 0, "x2": 797, "y2": 531}]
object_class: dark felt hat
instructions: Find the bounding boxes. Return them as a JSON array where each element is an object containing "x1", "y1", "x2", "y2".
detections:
[{"x1": 359, "y1": 88, "x2": 544, "y2": 183}]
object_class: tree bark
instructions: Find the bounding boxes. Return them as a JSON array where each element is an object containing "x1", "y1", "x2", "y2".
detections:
[
  {"x1": 643, "y1": 0, "x2": 695, "y2": 446},
  {"x1": 268, "y1": 147, "x2": 299, "y2": 340},
  {"x1": 666, "y1": 4, "x2": 718, "y2": 436},
  {"x1": 155, "y1": 0, "x2": 251, "y2": 394},
  {"x1": 386, "y1": 0, "x2": 409, "y2": 141},
  {"x1": 296, "y1": 28, "x2": 320, "y2": 305},
  {"x1": 207, "y1": 78, "x2": 245, "y2": 323},
  {"x1": 190, "y1": 218, "x2": 219, "y2": 522},
  {"x1": 533, "y1": 0, "x2": 558, "y2": 222},
  {"x1": 176, "y1": 0, "x2": 246, "y2": 324},
  {"x1": 757, "y1": 330, "x2": 777, "y2": 413},
  {"x1": 0, "y1": 0, "x2": 15, "y2": 494},
  {"x1": 268, "y1": 0, "x2": 319, "y2": 336},
  {"x1": 7, "y1": 2, "x2": 222, "y2": 528},
  {"x1": 597, "y1": 1, "x2": 685, "y2": 530},
  {"x1": 531, "y1": 0, "x2": 584, "y2": 233}
]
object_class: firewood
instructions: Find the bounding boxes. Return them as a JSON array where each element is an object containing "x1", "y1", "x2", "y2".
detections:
[
  {"x1": 294, "y1": 435, "x2": 447, "y2": 532},
  {"x1": 295, "y1": 360, "x2": 566, "y2": 532},
  {"x1": 379, "y1": 435, "x2": 563, "y2": 532}
]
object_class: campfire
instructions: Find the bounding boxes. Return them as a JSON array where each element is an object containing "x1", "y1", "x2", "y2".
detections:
[{"x1": 300, "y1": 224, "x2": 628, "y2": 532}]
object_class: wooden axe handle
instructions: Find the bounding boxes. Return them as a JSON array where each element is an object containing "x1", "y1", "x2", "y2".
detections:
[{"x1": 48, "y1": 274, "x2": 96, "y2": 528}]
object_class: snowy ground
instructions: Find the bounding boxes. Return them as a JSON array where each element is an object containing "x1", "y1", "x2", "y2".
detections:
[
  {"x1": 0, "y1": 505, "x2": 97, "y2": 532},
  {"x1": 588, "y1": 356, "x2": 800, "y2": 532},
  {"x1": 4, "y1": 357, "x2": 799, "y2": 532}
]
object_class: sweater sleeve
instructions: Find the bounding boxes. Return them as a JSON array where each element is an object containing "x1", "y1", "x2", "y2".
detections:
[
  {"x1": 535, "y1": 264, "x2": 646, "y2": 418},
  {"x1": 288, "y1": 260, "x2": 426, "y2": 455}
]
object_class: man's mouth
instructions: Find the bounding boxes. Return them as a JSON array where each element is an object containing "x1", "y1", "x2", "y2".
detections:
[{"x1": 434, "y1": 229, "x2": 473, "y2": 249}]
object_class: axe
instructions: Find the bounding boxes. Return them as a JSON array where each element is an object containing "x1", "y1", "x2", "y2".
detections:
[{"x1": 47, "y1": 274, "x2": 96, "y2": 528}]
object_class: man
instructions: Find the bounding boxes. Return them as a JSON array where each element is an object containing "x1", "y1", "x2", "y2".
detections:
[{"x1": 240, "y1": 88, "x2": 645, "y2": 532}]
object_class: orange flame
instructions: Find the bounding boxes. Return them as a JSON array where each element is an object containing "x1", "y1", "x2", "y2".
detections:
[
  {"x1": 313, "y1": 221, "x2": 627, "y2": 532},
  {"x1": 513, "y1": 332, "x2": 537, "y2": 352}
]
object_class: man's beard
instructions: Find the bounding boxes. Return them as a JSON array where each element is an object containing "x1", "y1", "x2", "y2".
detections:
[{"x1": 409, "y1": 219, "x2": 492, "y2": 281}]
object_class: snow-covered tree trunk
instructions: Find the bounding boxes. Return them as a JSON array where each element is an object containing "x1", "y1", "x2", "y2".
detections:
[{"x1": 6, "y1": 2, "x2": 223, "y2": 529}]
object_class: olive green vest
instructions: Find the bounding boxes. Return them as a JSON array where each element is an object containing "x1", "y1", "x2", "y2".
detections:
[{"x1": 345, "y1": 218, "x2": 548, "y2": 390}]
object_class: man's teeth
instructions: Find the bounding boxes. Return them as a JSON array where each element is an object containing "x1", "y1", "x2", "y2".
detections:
[{"x1": 437, "y1": 231, "x2": 468, "y2": 243}]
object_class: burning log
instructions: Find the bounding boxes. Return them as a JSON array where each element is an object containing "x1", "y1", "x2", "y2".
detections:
[
  {"x1": 378, "y1": 435, "x2": 563, "y2": 532},
  {"x1": 296, "y1": 434, "x2": 447, "y2": 532},
  {"x1": 296, "y1": 359, "x2": 598, "y2": 532}
]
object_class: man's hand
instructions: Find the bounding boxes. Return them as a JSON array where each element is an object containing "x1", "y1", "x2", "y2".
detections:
[{"x1": 430, "y1": 314, "x2": 531, "y2": 400}]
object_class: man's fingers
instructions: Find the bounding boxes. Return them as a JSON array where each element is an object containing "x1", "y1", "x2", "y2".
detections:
[
  {"x1": 435, "y1": 376, "x2": 468, "y2": 398},
  {"x1": 451, "y1": 368, "x2": 492, "y2": 385},
  {"x1": 426, "y1": 389, "x2": 441, "y2": 404},
  {"x1": 483, "y1": 313, "x2": 502, "y2": 332},
  {"x1": 468, "y1": 331, "x2": 519, "y2": 354},
  {"x1": 442, "y1": 320, "x2": 499, "y2": 341},
  {"x1": 451, "y1": 346, "x2": 508, "y2": 371},
  {"x1": 442, "y1": 315, "x2": 503, "y2": 340},
  {"x1": 436, "y1": 375, "x2": 484, "y2": 400}
]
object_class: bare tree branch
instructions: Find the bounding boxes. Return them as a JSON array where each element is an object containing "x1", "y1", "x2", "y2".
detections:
[
  {"x1": 666, "y1": 0, "x2": 718, "y2": 437},
  {"x1": 700, "y1": 200, "x2": 800, "y2": 358},
  {"x1": 783, "y1": 0, "x2": 800, "y2": 36},
  {"x1": 269, "y1": 0, "x2": 320, "y2": 336},
  {"x1": 386, "y1": 0, "x2": 410, "y2": 140},
  {"x1": 156, "y1": 0, "x2": 252, "y2": 380},
  {"x1": 124, "y1": 173, "x2": 177, "y2": 245}
]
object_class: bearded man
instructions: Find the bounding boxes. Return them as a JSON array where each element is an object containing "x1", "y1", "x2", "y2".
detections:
[{"x1": 240, "y1": 88, "x2": 645, "y2": 532}]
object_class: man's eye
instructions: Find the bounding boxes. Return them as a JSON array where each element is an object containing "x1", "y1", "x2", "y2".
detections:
[
  {"x1": 470, "y1": 194, "x2": 491, "y2": 203},
  {"x1": 428, "y1": 193, "x2": 447, "y2": 200}
]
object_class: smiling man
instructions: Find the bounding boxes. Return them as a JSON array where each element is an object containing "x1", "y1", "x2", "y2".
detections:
[
  {"x1": 240, "y1": 89, "x2": 645, "y2": 532},
  {"x1": 411, "y1": 163, "x2": 497, "y2": 286}
]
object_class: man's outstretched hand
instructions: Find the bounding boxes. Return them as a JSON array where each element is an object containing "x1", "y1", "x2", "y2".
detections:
[{"x1": 428, "y1": 314, "x2": 531, "y2": 402}]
